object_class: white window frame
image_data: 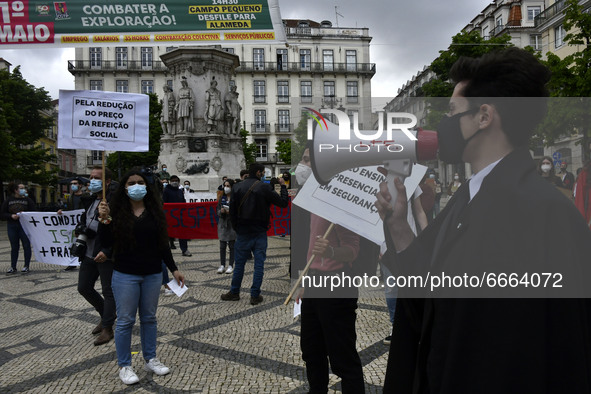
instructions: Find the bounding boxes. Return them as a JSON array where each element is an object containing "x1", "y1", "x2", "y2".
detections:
[
  {"x1": 555, "y1": 25, "x2": 566, "y2": 48},
  {"x1": 254, "y1": 80, "x2": 266, "y2": 103},
  {"x1": 277, "y1": 80, "x2": 289, "y2": 103},
  {"x1": 323, "y1": 49, "x2": 334, "y2": 71},
  {"x1": 301, "y1": 81, "x2": 312, "y2": 103}
]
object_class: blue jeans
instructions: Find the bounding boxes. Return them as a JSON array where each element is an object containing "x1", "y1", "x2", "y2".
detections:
[
  {"x1": 7, "y1": 221, "x2": 31, "y2": 269},
  {"x1": 111, "y1": 270, "x2": 161, "y2": 367},
  {"x1": 230, "y1": 231, "x2": 267, "y2": 297}
]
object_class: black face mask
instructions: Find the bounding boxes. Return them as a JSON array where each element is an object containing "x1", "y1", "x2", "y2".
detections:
[{"x1": 437, "y1": 108, "x2": 482, "y2": 164}]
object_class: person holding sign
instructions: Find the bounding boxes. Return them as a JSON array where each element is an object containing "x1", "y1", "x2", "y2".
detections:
[
  {"x1": 75, "y1": 167, "x2": 116, "y2": 346},
  {"x1": 1, "y1": 183, "x2": 36, "y2": 274},
  {"x1": 98, "y1": 168, "x2": 185, "y2": 385},
  {"x1": 59, "y1": 178, "x2": 90, "y2": 271}
]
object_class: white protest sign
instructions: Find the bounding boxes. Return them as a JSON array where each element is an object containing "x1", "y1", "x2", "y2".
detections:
[
  {"x1": 185, "y1": 192, "x2": 217, "y2": 203},
  {"x1": 58, "y1": 90, "x2": 149, "y2": 152},
  {"x1": 19, "y1": 210, "x2": 84, "y2": 266},
  {"x1": 293, "y1": 165, "x2": 427, "y2": 245}
]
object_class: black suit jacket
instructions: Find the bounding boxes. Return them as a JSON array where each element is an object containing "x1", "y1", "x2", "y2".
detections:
[{"x1": 383, "y1": 148, "x2": 591, "y2": 393}]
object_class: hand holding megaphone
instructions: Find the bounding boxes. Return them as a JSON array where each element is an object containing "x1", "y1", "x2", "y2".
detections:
[{"x1": 310, "y1": 115, "x2": 438, "y2": 214}]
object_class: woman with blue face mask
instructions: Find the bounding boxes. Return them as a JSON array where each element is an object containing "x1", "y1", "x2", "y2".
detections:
[
  {"x1": 1, "y1": 183, "x2": 36, "y2": 274},
  {"x1": 97, "y1": 168, "x2": 185, "y2": 385}
]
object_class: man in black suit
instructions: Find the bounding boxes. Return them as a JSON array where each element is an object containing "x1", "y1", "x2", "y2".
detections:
[{"x1": 376, "y1": 48, "x2": 591, "y2": 393}]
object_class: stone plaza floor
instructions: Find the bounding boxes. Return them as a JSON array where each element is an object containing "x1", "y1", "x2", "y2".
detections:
[{"x1": 0, "y1": 228, "x2": 391, "y2": 393}]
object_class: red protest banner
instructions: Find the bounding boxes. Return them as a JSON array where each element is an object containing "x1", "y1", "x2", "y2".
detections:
[{"x1": 163, "y1": 201, "x2": 291, "y2": 239}]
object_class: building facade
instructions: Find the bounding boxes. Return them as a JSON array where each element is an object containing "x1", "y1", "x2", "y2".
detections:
[
  {"x1": 68, "y1": 19, "x2": 375, "y2": 178},
  {"x1": 388, "y1": 0, "x2": 590, "y2": 186}
]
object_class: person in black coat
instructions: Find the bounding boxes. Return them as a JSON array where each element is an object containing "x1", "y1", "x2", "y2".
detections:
[{"x1": 375, "y1": 48, "x2": 591, "y2": 393}]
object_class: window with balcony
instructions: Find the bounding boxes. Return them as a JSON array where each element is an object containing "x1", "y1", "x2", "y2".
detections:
[
  {"x1": 253, "y1": 48, "x2": 265, "y2": 70},
  {"x1": 90, "y1": 47, "x2": 102, "y2": 69},
  {"x1": 346, "y1": 50, "x2": 357, "y2": 71},
  {"x1": 482, "y1": 25, "x2": 490, "y2": 40},
  {"x1": 527, "y1": 6, "x2": 541, "y2": 20},
  {"x1": 323, "y1": 81, "x2": 335, "y2": 99},
  {"x1": 277, "y1": 80, "x2": 289, "y2": 103},
  {"x1": 278, "y1": 110, "x2": 290, "y2": 132},
  {"x1": 277, "y1": 48, "x2": 287, "y2": 70},
  {"x1": 254, "y1": 110, "x2": 266, "y2": 132},
  {"x1": 141, "y1": 80, "x2": 154, "y2": 94},
  {"x1": 141, "y1": 47, "x2": 153, "y2": 69},
  {"x1": 116, "y1": 80, "x2": 129, "y2": 93},
  {"x1": 347, "y1": 81, "x2": 358, "y2": 103},
  {"x1": 530, "y1": 34, "x2": 542, "y2": 51},
  {"x1": 555, "y1": 24, "x2": 565, "y2": 48},
  {"x1": 323, "y1": 50, "x2": 334, "y2": 71},
  {"x1": 255, "y1": 139, "x2": 268, "y2": 161},
  {"x1": 300, "y1": 49, "x2": 311, "y2": 71},
  {"x1": 254, "y1": 80, "x2": 266, "y2": 103},
  {"x1": 301, "y1": 81, "x2": 312, "y2": 103},
  {"x1": 116, "y1": 47, "x2": 127, "y2": 69},
  {"x1": 90, "y1": 80, "x2": 103, "y2": 91},
  {"x1": 496, "y1": 16, "x2": 503, "y2": 27}
]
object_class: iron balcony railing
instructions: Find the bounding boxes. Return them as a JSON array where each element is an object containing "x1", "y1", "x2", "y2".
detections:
[
  {"x1": 275, "y1": 124, "x2": 293, "y2": 133},
  {"x1": 534, "y1": 0, "x2": 566, "y2": 28},
  {"x1": 237, "y1": 61, "x2": 376, "y2": 75},
  {"x1": 251, "y1": 123, "x2": 271, "y2": 133},
  {"x1": 68, "y1": 60, "x2": 168, "y2": 72}
]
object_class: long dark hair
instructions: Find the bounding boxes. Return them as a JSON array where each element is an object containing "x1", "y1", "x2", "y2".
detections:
[{"x1": 110, "y1": 167, "x2": 169, "y2": 252}]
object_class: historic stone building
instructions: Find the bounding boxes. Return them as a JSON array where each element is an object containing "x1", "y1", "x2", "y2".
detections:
[{"x1": 68, "y1": 19, "x2": 375, "y2": 179}]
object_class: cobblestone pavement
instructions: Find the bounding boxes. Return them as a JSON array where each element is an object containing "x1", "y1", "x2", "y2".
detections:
[{"x1": 0, "y1": 227, "x2": 391, "y2": 393}]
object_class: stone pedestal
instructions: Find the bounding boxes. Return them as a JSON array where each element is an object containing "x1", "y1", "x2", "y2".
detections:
[{"x1": 158, "y1": 47, "x2": 245, "y2": 191}]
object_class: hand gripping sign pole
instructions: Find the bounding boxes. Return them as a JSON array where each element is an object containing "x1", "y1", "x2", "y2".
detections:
[{"x1": 284, "y1": 223, "x2": 334, "y2": 305}]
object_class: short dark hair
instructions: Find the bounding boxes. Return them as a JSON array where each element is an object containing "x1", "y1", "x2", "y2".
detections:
[
  {"x1": 170, "y1": 175, "x2": 180, "y2": 182},
  {"x1": 249, "y1": 163, "x2": 265, "y2": 177},
  {"x1": 184, "y1": 180, "x2": 190, "y2": 185},
  {"x1": 239, "y1": 169, "x2": 248, "y2": 177},
  {"x1": 449, "y1": 48, "x2": 550, "y2": 147},
  {"x1": 91, "y1": 165, "x2": 113, "y2": 181}
]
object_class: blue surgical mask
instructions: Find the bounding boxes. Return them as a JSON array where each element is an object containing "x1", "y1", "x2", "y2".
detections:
[
  {"x1": 127, "y1": 184, "x2": 147, "y2": 201},
  {"x1": 88, "y1": 179, "x2": 102, "y2": 193},
  {"x1": 71, "y1": 185, "x2": 79, "y2": 192},
  {"x1": 18, "y1": 189, "x2": 26, "y2": 196}
]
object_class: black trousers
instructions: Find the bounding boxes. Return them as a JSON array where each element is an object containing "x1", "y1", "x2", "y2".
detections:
[
  {"x1": 77, "y1": 256, "x2": 116, "y2": 328},
  {"x1": 301, "y1": 297, "x2": 365, "y2": 393}
]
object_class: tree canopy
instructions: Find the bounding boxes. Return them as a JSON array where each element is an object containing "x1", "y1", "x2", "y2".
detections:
[
  {"x1": 0, "y1": 66, "x2": 56, "y2": 196},
  {"x1": 106, "y1": 93, "x2": 162, "y2": 178}
]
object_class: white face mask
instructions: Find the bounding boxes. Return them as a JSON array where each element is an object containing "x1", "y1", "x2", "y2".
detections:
[
  {"x1": 184, "y1": 185, "x2": 190, "y2": 190},
  {"x1": 295, "y1": 163, "x2": 313, "y2": 185},
  {"x1": 224, "y1": 186, "x2": 231, "y2": 194},
  {"x1": 541, "y1": 164, "x2": 552, "y2": 173},
  {"x1": 454, "y1": 176, "x2": 459, "y2": 181}
]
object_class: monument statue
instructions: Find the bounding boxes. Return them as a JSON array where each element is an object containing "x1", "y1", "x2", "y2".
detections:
[
  {"x1": 175, "y1": 77, "x2": 195, "y2": 133},
  {"x1": 204, "y1": 79, "x2": 224, "y2": 133},
  {"x1": 224, "y1": 85, "x2": 242, "y2": 135},
  {"x1": 160, "y1": 85, "x2": 176, "y2": 134}
]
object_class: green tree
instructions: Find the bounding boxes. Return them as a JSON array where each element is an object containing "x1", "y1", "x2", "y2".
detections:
[
  {"x1": 538, "y1": 0, "x2": 591, "y2": 161},
  {"x1": 106, "y1": 93, "x2": 163, "y2": 177},
  {"x1": 291, "y1": 117, "x2": 309, "y2": 165},
  {"x1": 0, "y1": 67, "x2": 56, "y2": 202},
  {"x1": 276, "y1": 139, "x2": 291, "y2": 165},
  {"x1": 240, "y1": 128, "x2": 257, "y2": 167},
  {"x1": 422, "y1": 30, "x2": 513, "y2": 129}
]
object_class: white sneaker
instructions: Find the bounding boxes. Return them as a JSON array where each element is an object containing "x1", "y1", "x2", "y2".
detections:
[
  {"x1": 217, "y1": 265, "x2": 225, "y2": 274},
  {"x1": 164, "y1": 288, "x2": 174, "y2": 296},
  {"x1": 119, "y1": 366, "x2": 139, "y2": 385},
  {"x1": 144, "y1": 358, "x2": 170, "y2": 376},
  {"x1": 225, "y1": 266, "x2": 234, "y2": 274}
]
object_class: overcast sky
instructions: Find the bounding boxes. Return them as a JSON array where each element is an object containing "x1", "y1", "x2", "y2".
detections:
[{"x1": 1, "y1": 0, "x2": 488, "y2": 104}]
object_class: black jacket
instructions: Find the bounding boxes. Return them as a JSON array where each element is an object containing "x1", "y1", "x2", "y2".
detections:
[
  {"x1": 79, "y1": 189, "x2": 114, "y2": 259},
  {"x1": 230, "y1": 176, "x2": 289, "y2": 234},
  {"x1": 162, "y1": 184, "x2": 185, "y2": 203},
  {"x1": 383, "y1": 148, "x2": 591, "y2": 393}
]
